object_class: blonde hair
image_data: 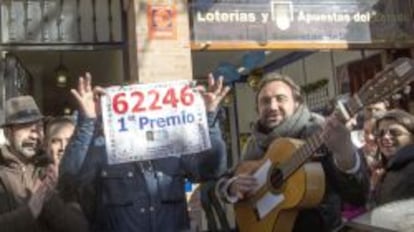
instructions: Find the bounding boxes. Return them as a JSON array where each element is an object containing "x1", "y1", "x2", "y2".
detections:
[{"x1": 45, "y1": 116, "x2": 75, "y2": 139}]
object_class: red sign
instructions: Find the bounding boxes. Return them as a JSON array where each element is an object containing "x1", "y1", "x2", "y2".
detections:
[
  {"x1": 148, "y1": 3, "x2": 177, "y2": 40},
  {"x1": 112, "y1": 85, "x2": 195, "y2": 114}
]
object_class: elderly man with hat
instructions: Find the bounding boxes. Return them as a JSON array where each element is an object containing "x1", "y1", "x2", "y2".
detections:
[{"x1": 0, "y1": 95, "x2": 89, "y2": 232}]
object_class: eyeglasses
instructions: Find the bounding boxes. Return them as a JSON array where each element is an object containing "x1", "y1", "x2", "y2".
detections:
[{"x1": 374, "y1": 128, "x2": 411, "y2": 138}]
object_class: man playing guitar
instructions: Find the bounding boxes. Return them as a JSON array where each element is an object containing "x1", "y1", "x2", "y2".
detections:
[{"x1": 217, "y1": 73, "x2": 369, "y2": 232}]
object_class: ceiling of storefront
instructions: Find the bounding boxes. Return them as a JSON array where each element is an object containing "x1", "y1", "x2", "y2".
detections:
[{"x1": 191, "y1": 50, "x2": 294, "y2": 79}]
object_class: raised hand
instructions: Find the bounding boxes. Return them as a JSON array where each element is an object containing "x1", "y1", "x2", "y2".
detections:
[
  {"x1": 70, "y1": 72, "x2": 106, "y2": 118},
  {"x1": 196, "y1": 73, "x2": 231, "y2": 112},
  {"x1": 323, "y1": 116, "x2": 357, "y2": 171}
]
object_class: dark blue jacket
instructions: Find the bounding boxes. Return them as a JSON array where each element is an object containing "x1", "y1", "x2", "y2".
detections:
[{"x1": 60, "y1": 112, "x2": 227, "y2": 232}]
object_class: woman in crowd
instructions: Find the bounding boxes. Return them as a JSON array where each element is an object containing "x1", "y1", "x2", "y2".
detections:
[
  {"x1": 372, "y1": 109, "x2": 414, "y2": 206},
  {"x1": 341, "y1": 115, "x2": 383, "y2": 220}
]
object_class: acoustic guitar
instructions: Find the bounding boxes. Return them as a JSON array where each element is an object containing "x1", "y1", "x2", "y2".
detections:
[{"x1": 234, "y1": 57, "x2": 414, "y2": 232}]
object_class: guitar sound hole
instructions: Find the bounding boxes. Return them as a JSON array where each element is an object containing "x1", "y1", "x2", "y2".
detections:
[{"x1": 269, "y1": 167, "x2": 284, "y2": 190}]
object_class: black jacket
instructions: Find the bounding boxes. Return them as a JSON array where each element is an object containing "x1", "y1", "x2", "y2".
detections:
[
  {"x1": 375, "y1": 144, "x2": 414, "y2": 206},
  {"x1": 287, "y1": 115, "x2": 369, "y2": 232}
]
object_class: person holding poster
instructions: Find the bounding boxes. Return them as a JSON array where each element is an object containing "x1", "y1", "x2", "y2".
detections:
[{"x1": 59, "y1": 73, "x2": 230, "y2": 232}]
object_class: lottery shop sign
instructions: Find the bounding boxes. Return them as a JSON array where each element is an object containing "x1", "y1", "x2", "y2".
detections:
[
  {"x1": 101, "y1": 80, "x2": 211, "y2": 164},
  {"x1": 191, "y1": 0, "x2": 414, "y2": 47}
]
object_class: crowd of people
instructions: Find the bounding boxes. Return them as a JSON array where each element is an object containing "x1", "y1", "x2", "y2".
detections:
[{"x1": 0, "y1": 70, "x2": 413, "y2": 232}]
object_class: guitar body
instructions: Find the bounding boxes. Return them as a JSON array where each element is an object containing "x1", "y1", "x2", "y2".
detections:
[{"x1": 234, "y1": 138, "x2": 326, "y2": 232}]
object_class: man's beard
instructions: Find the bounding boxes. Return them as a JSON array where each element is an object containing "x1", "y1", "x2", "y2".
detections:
[
  {"x1": 259, "y1": 116, "x2": 285, "y2": 132},
  {"x1": 15, "y1": 142, "x2": 39, "y2": 159},
  {"x1": 258, "y1": 119, "x2": 279, "y2": 133}
]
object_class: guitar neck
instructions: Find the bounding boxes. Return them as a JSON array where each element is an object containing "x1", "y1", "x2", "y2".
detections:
[
  {"x1": 280, "y1": 97, "x2": 360, "y2": 179},
  {"x1": 280, "y1": 131, "x2": 324, "y2": 178}
]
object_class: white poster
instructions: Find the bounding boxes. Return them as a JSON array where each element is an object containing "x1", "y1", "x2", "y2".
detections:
[{"x1": 101, "y1": 80, "x2": 211, "y2": 164}]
